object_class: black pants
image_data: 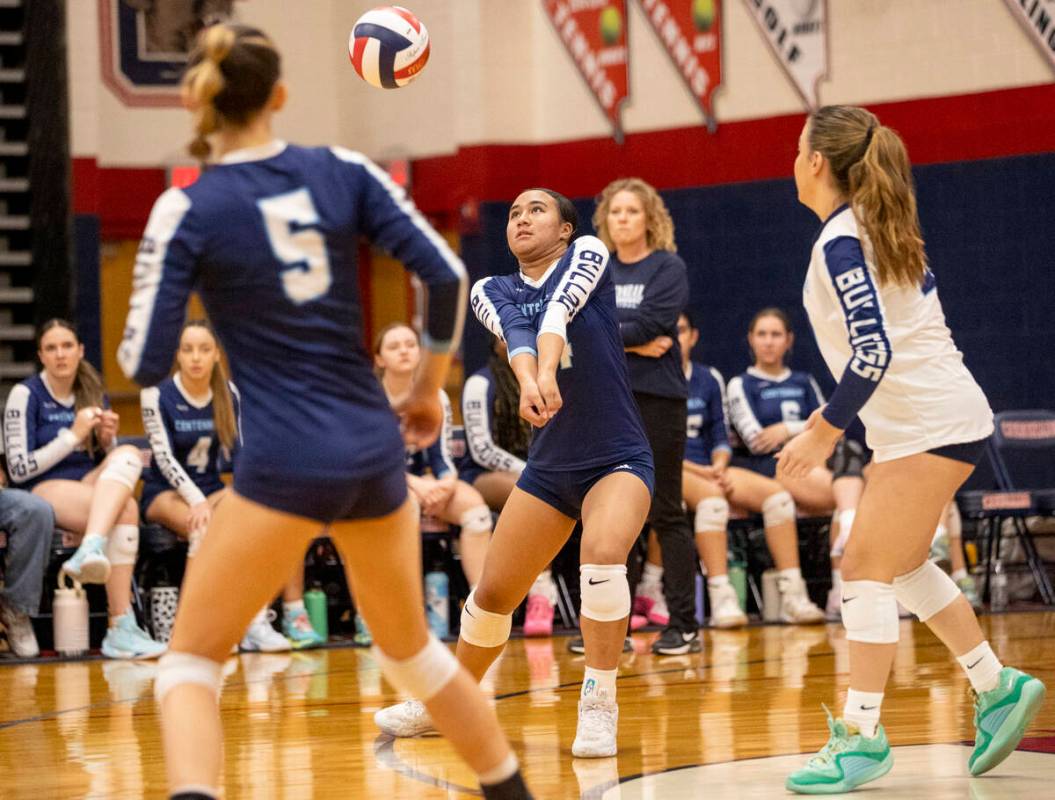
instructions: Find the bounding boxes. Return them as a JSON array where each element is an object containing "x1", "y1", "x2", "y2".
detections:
[{"x1": 632, "y1": 392, "x2": 697, "y2": 633}]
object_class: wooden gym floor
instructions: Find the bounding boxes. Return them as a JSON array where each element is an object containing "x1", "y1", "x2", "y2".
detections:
[{"x1": 0, "y1": 612, "x2": 1052, "y2": 799}]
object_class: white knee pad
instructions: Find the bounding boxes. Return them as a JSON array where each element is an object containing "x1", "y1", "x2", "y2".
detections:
[
  {"x1": 459, "y1": 505, "x2": 493, "y2": 535},
  {"x1": 840, "y1": 580, "x2": 900, "y2": 644},
  {"x1": 106, "y1": 524, "x2": 139, "y2": 566},
  {"x1": 155, "y1": 651, "x2": 223, "y2": 703},
  {"x1": 459, "y1": 589, "x2": 512, "y2": 648},
  {"x1": 579, "y1": 564, "x2": 630, "y2": 622},
  {"x1": 831, "y1": 508, "x2": 856, "y2": 558},
  {"x1": 893, "y1": 560, "x2": 961, "y2": 622},
  {"x1": 762, "y1": 490, "x2": 796, "y2": 528},
  {"x1": 695, "y1": 497, "x2": 729, "y2": 533},
  {"x1": 372, "y1": 634, "x2": 460, "y2": 702},
  {"x1": 100, "y1": 448, "x2": 143, "y2": 491}
]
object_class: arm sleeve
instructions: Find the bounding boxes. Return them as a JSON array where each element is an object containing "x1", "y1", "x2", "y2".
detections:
[
  {"x1": 332, "y1": 147, "x2": 467, "y2": 355},
  {"x1": 726, "y1": 376, "x2": 768, "y2": 454},
  {"x1": 141, "y1": 387, "x2": 206, "y2": 507},
  {"x1": 462, "y1": 374, "x2": 527, "y2": 474},
  {"x1": 425, "y1": 390, "x2": 457, "y2": 479},
  {"x1": 819, "y1": 236, "x2": 892, "y2": 430},
  {"x1": 471, "y1": 277, "x2": 539, "y2": 359},
  {"x1": 3, "y1": 384, "x2": 78, "y2": 484},
  {"x1": 538, "y1": 236, "x2": 609, "y2": 342},
  {"x1": 619, "y1": 254, "x2": 690, "y2": 347},
  {"x1": 118, "y1": 188, "x2": 201, "y2": 386},
  {"x1": 707, "y1": 368, "x2": 732, "y2": 456}
]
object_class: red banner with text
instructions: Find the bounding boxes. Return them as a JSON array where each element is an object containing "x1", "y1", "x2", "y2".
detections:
[
  {"x1": 542, "y1": 1, "x2": 631, "y2": 141},
  {"x1": 638, "y1": 0, "x2": 722, "y2": 129}
]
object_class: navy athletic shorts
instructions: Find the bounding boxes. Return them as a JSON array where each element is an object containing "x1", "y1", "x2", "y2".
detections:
[{"x1": 516, "y1": 452, "x2": 655, "y2": 519}]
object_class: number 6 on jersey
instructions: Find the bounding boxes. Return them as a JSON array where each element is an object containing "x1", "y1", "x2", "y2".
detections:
[{"x1": 258, "y1": 188, "x2": 332, "y2": 304}]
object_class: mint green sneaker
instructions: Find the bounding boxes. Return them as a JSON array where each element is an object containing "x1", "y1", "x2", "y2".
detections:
[
  {"x1": 281, "y1": 608, "x2": 326, "y2": 649},
  {"x1": 353, "y1": 613, "x2": 372, "y2": 647},
  {"x1": 786, "y1": 709, "x2": 893, "y2": 794},
  {"x1": 969, "y1": 666, "x2": 1046, "y2": 776},
  {"x1": 62, "y1": 534, "x2": 111, "y2": 584},
  {"x1": 101, "y1": 611, "x2": 167, "y2": 660}
]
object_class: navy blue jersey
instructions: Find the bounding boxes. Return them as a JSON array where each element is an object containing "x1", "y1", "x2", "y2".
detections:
[
  {"x1": 684, "y1": 363, "x2": 731, "y2": 466},
  {"x1": 3, "y1": 373, "x2": 103, "y2": 488},
  {"x1": 727, "y1": 367, "x2": 825, "y2": 454},
  {"x1": 406, "y1": 389, "x2": 457, "y2": 479},
  {"x1": 140, "y1": 375, "x2": 240, "y2": 506},
  {"x1": 118, "y1": 142, "x2": 466, "y2": 512},
  {"x1": 460, "y1": 365, "x2": 528, "y2": 476},
  {"x1": 610, "y1": 250, "x2": 689, "y2": 399},
  {"x1": 471, "y1": 235, "x2": 650, "y2": 471}
]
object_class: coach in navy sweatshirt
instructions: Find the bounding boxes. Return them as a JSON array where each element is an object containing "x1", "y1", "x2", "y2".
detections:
[{"x1": 593, "y1": 178, "x2": 698, "y2": 656}]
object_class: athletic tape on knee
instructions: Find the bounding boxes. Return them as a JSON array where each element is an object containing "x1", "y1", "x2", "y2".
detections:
[
  {"x1": 459, "y1": 505, "x2": 493, "y2": 535},
  {"x1": 840, "y1": 580, "x2": 899, "y2": 644},
  {"x1": 579, "y1": 564, "x2": 630, "y2": 622},
  {"x1": 459, "y1": 589, "x2": 512, "y2": 648},
  {"x1": 371, "y1": 634, "x2": 460, "y2": 702},
  {"x1": 106, "y1": 524, "x2": 139, "y2": 566},
  {"x1": 762, "y1": 490, "x2": 796, "y2": 528},
  {"x1": 831, "y1": 509, "x2": 856, "y2": 557},
  {"x1": 99, "y1": 448, "x2": 143, "y2": 491},
  {"x1": 695, "y1": 497, "x2": 729, "y2": 533},
  {"x1": 154, "y1": 651, "x2": 223, "y2": 703},
  {"x1": 893, "y1": 560, "x2": 961, "y2": 622}
]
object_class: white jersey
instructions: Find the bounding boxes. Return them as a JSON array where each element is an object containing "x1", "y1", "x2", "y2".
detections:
[{"x1": 803, "y1": 205, "x2": 992, "y2": 462}]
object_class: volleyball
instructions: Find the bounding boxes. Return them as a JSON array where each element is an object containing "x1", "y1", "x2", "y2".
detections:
[{"x1": 349, "y1": 6, "x2": 430, "y2": 89}]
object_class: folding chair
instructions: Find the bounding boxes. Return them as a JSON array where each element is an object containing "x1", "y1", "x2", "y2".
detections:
[{"x1": 959, "y1": 411, "x2": 1055, "y2": 607}]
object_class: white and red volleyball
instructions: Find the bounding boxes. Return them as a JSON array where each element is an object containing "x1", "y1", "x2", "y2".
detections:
[{"x1": 349, "y1": 6, "x2": 430, "y2": 89}]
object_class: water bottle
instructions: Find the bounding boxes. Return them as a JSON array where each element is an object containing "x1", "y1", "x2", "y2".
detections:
[
  {"x1": 425, "y1": 568, "x2": 449, "y2": 638},
  {"x1": 150, "y1": 585, "x2": 180, "y2": 644},
  {"x1": 728, "y1": 559, "x2": 748, "y2": 613},
  {"x1": 762, "y1": 569, "x2": 781, "y2": 622},
  {"x1": 990, "y1": 559, "x2": 1008, "y2": 612},
  {"x1": 304, "y1": 586, "x2": 329, "y2": 640},
  {"x1": 53, "y1": 572, "x2": 89, "y2": 657}
]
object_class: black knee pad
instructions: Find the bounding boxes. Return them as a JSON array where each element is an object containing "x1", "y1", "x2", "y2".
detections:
[{"x1": 827, "y1": 438, "x2": 867, "y2": 481}]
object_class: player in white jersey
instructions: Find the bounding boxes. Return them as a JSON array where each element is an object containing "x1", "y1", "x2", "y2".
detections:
[{"x1": 781, "y1": 105, "x2": 1045, "y2": 794}]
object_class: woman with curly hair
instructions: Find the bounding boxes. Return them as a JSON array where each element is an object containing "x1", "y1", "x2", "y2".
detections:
[{"x1": 592, "y1": 178, "x2": 698, "y2": 655}]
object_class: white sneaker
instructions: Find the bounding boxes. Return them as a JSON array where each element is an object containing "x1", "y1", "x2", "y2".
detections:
[
  {"x1": 778, "y1": 576, "x2": 825, "y2": 624},
  {"x1": 374, "y1": 699, "x2": 435, "y2": 737},
  {"x1": 0, "y1": 598, "x2": 39, "y2": 658},
  {"x1": 572, "y1": 698, "x2": 619, "y2": 757},
  {"x1": 708, "y1": 584, "x2": 748, "y2": 629},
  {"x1": 240, "y1": 608, "x2": 291, "y2": 653}
]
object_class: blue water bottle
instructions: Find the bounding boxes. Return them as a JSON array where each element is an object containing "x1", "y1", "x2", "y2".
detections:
[{"x1": 425, "y1": 567, "x2": 449, "y2": 638}]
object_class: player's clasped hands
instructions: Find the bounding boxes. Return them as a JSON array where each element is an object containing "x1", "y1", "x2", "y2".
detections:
[
  {"x1": 71, "y1": 406, "x2": 106, "y2": 442},
  {"x1": 520, "y1": 370, "x2": 563, "y2": 428}
]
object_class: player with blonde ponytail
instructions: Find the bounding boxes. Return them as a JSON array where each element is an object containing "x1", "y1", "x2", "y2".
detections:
[{"x1": 781, "y1": 105, "x2": 1045, "y2": 793}]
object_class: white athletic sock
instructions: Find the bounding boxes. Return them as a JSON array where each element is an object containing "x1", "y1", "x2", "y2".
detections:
[
  {"x1": 951, "y1": 568, "x2": 968, "y2": 583},
  {"x1": 778, "y1": 567, "x2": 803, "y2": 582},
  {"x1": 283, "y1": 600, "x2": 305, "y2": 616},
  {"x1": 844, "y1": 688, "x2": 884, "y2": 738},
  {"x1": 642, "y1": 561, "x2": 663, "y2": 586},
  {"x1": 81, "y1": 532, "x2": 107, "y2": 546},
  {"x1": 831, "y1": 569, "x2": 842, "y2": 584},
  {"x1": 530, "y1": 569, "x2": 557, "y2": 603},
  {"x1": 957, "y1": 641, "x2": 1003, "y2": 693},
  {"x1": 708, "y1": 574, "x2": 730, "y2": 589},
  {"x1": 478, "y1": 752, "x2": 519, "y2": 786},
  {"x1": 581, "y1": 666, "x2": 617, "y2": 703}
]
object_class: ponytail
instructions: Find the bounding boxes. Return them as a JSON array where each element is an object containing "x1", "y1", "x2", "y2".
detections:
[
  {"x1": 209, "y1": 364, "x2": 237, "y2": 453},
  {"x1": 808, "y1": 105, "x2": 927, "y2": 288},
  {"x1": 182, "y1": 24, "x2": 281, "y2": 161}
]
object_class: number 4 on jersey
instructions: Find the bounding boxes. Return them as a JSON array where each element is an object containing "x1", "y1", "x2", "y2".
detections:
[{"x1": 187, "y1": 436, "x2": 212, "y2": 474}]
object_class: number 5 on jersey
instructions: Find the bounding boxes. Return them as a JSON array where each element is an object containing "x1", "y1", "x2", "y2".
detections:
[{"x1": 258, "y1": 188, "x2": 332, "y2": 304}]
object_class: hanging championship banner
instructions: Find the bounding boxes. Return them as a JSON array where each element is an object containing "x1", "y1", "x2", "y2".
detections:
[
  {"x1": 1001, "y1": 0, "x2": 1055, "y2": 72},
  {"x1": 542, "y1": 1, "x2": 631, "y2": 142},
  {"x1": 741, "y1": 0, "x2": 829, "y2": 110},
  {"x1": 637, "y1": 0, "x2": 722, "y2": 131}
]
